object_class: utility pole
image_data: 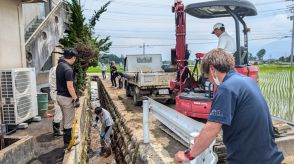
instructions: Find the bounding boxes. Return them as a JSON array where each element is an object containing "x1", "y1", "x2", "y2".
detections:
[
  {"x1": 287, "y1": 0, "x2": 293, "y2": 120},
  {"x1": 143, "y1": 43, "x2": 145, "y2": 55},
  {"x1": 287, "y1": 0, "x2": 294, "y2": 65},
  {"x1": 290, "y1": 10, "x2": 294, "y2": 66},
  {"x1": 140, "y1": 43, "x2": 147, "y2": 55}
]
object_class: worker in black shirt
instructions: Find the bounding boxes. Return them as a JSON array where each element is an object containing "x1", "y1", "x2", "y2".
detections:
[
  {"x1": 56, "y1": 48, "x2": 80, "y2": 148},
  {"x1": 110, "y1": 61, "x2": 117, "y2": 87}
]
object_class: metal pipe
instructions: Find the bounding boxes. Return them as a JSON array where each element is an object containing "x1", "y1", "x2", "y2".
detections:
[
  {"x1": 143, "y1": 100, "x2": 150, "y2": 144},
  {"x1": 225, "y1": 7, "x2": 241, "y2": 65},
  {"x1": 17, "y1": 3, "x2": 25, "y2": 67},
  {"x1": 237, "y1": 16, "x2": 248, "y2": 65}
]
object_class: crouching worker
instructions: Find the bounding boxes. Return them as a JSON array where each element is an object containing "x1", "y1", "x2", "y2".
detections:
[
  {"x1": 116, "y1": 71, "x2": 125, "y2": 89},
  {"x1": 93, "y1": 106, "x2": 114, "y2": 157}
]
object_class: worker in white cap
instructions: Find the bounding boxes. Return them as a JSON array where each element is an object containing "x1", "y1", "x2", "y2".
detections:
[{"x1": 212, "y1": 23, "x2": 236, "y2": 54}]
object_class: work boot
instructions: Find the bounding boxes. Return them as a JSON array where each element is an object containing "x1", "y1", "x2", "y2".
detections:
[
  {"x1": 99, "y1": 146, "x2": 106, "y2": 156},
  {"x1": 104, "y1": 146, "x2": 112, "y2": 158},
  {"x1": 63, "y1": 128, "x2": 72, "y2": 147},
  {"x1": 53, "y1": 122, "x2": 63, "y2": 136},
  {"x1": 99, "y1": 140, "x2": 106, "y2": 155}
]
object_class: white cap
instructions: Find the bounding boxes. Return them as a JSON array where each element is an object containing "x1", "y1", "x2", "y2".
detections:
[{"x1": 212, "y1": 23, "x2": 225, "y2": 34}]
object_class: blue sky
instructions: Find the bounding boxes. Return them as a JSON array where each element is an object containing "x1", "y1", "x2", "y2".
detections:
[{"x1": 81, "y1": 0, "x2": 293, "y2": 60}]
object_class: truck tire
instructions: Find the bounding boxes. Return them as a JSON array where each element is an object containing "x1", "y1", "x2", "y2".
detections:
[
  {"x1": 166, "y1": 98, "x2": 176, "y2": 104},
  {"x1": 125, "y1": 81, "x2": 132, "y2": 97},
  {"x1": 133, "y1": 93, "x2": 142, "y2": 106},
  {"x1": 126, "y1": 85, "x2": 132, "y2": 97}
]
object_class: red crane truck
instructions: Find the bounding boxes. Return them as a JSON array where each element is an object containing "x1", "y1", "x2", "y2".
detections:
[{"x1": 170, "y1": 0, "x2": 259, "y2": 119}]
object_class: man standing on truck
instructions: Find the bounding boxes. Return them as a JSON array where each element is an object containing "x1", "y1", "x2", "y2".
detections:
[
  {"x1": 175, "y1": 48, "x2": 284, "y2": 163},
  {"x1": 211, "y1": 23, "x2": 236, "y2": 54}
]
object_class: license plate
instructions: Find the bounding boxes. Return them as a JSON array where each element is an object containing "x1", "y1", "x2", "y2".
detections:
[{"x1": 159, "y1": 89, "x2": 169, "y2": 95}]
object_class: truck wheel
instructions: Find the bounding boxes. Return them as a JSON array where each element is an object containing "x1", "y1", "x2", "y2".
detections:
[
  {"x1": 133, "y1": 93, "x2": 142, "y2": 106},
  {"x1": 167, "y1": 99, "x2": 176, "y2": 104},
  {"x1": 126, "y1": 85, "x2": 132, "y2": 97}
]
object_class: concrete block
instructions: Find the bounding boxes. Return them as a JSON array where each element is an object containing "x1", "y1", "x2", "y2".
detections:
[
  {"x1": 31, "y1": 116, "x2": 42, "y2": 122},
  {"x1": 17, "y1": 123, "x2": 28, "y2": 129}
]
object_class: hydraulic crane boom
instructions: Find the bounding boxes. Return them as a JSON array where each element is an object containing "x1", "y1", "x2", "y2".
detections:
[
  {"x1": 170, "y1": 0, "x2": 194, "y2": 94},
  {"x1": 173, "y1": 0, "x2": 186, "y2": 71}
]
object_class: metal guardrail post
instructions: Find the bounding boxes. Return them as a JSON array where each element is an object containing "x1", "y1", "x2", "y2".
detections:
[{"x1": 143, "y1": 100, "x2": 150, "y2": 144}]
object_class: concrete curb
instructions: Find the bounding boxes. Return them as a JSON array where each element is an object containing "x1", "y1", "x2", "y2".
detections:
[
  {"x1": 62, "y1": 93, "x2": 90, "y2": 164},
  {"x1": 0, "y1": 136, "x2": 34, "y2": 164}
]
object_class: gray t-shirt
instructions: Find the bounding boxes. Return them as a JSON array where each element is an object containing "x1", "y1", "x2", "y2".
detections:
[{"x1": 98, "y1": 108, "x2": 113, "y2": 127}]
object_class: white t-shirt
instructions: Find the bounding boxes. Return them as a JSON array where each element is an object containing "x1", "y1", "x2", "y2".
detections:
[
  {"x1": 49, "y1": 66, "x2": 57, "y2": 100},
  {"x1": 49, "y1": 66, "x2": 57, "y2": 91},
  {"x1": 218, "y1": 32, "x2": 236, "y2": 54},
  {"x1": 102, "y1": 65, "x2": 107, "y2": 71},
  {"x1": 98, "y1": 108, "x2": 113, "y2": 127}
]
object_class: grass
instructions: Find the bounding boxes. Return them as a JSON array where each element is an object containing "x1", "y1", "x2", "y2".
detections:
[
  {"x1": 87, "y1": 66, "x2": 124, "y2": 73},
  {"x1": 258, "y1": 64, "x2": 294, "y2": 71}
]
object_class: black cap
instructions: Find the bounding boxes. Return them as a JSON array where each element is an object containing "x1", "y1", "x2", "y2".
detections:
[
  {"x1": 64, "y1": 48, "x2": 78, "y2": 59},
  {"x1": 95, "y1": 107, "x2": 103, "y2": 115}
]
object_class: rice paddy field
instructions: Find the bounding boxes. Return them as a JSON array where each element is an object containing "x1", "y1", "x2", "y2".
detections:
[
  {"x1": 258, "y1": 65, "x2": 294, "y2": 122},
  {"x1": 87, "y1": 65, "x2": 124, "y2": 73}
]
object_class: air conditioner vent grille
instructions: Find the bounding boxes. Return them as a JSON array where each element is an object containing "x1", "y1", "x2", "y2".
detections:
[
  {"x1": 1, "y1": 72, "x2": 13, "y2": 98},
  {"x1": 15, "y1": 71, "x2": 30, "y2": 95},
  {"x1": 17, "y1": 96, "x2": 31, "y2": 118},
  {"x1": 2, "y1": 104, "x2": 15, "y2": 124}
]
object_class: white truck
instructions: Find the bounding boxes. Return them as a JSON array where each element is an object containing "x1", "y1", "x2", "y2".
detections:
[{"x1": 124, "y1": 54, "x2": 176, "y2": 106}]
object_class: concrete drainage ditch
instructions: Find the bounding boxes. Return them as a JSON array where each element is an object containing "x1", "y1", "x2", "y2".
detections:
[
  {"x1": 97, "y1": 77, "x2": 140, "y2": 163},
  {"x1": 87, "y1": 75, "x2": 185, "y2": 164}
]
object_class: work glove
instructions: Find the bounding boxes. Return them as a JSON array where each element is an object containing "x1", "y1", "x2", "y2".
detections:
[
  {"x1": 92, "y1": 121, "x2": 98, "y2": 128},
  {"x1": 100, "y1": 131, "x2": 106, "y2": 140},
  {"x1": 73, "y1": 98, "x2": 80, "y2": 108},
  {"x1": 92, "y1": 123, "x2": 97, "y2": 128}
]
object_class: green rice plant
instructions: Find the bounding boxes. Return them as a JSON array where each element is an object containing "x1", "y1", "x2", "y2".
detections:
[{"x1": 258, "y1": 65, "x2": 294, "y2": 122}]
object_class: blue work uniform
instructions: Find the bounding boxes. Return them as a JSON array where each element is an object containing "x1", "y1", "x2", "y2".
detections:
[{"x1": 208, "y1": 70, "x2": 284, "y2": 164}]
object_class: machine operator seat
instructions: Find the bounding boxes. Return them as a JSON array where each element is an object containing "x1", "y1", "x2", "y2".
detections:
[{"x1": 233, "y1": 46, "x2": 248, "y2": 66}]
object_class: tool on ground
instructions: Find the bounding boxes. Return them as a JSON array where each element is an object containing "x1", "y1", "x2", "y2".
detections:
[{"x1": 67, "y1": 107, "x2": 79, "y2": 150}]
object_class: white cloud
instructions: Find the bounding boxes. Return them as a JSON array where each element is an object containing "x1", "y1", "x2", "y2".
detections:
[{"x1": 81, "y1": 0, "x2": 292, "y2": 60}]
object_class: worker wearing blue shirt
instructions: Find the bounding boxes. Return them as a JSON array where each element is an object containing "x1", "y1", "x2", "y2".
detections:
[{"x1": 175, "y1": 48, "x2": 284, "y2": 164}]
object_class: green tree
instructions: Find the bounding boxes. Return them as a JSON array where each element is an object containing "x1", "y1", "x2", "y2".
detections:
[
  {"x1": 100, "y1": 54, "x2": 123, "y2": 64},
  {"x1": 256, "y1": 49, "x2": 266, "y2": 61},
  {"x1": 248, "y1": 52, "x2": 256, "y2": 61},
  {"x1": 279, "y1": 56, "x2": 285, "y2": 62},
  {"x1": 59, "y1": 0, "x2": 112, "y2": 94}
]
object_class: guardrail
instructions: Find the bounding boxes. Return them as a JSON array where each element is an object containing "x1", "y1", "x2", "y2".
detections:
[{"x1": 143, "y1": 97, "x2": 217, "y2": 164}]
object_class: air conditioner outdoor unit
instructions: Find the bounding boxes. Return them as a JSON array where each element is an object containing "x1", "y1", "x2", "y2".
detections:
[{"x1": 0, "y1": 68, "x2": 38, "y2": 125}]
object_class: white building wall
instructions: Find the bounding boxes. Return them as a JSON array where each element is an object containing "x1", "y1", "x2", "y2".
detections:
[{"x1": 0, "y1": 0, "x2": 26, "y2": 69}]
